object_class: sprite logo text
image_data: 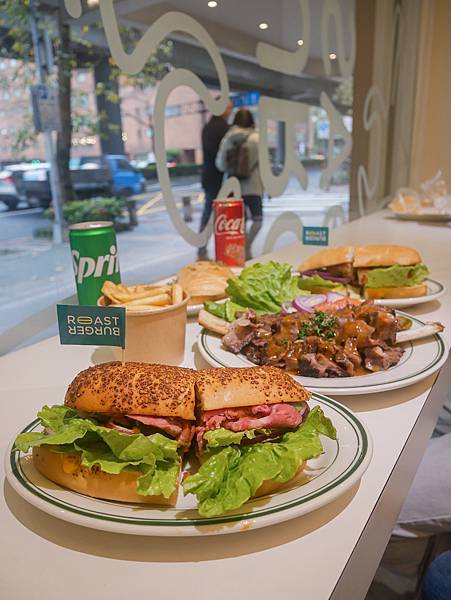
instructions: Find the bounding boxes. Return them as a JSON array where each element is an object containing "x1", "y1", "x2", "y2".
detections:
[{"x1": 72, "y1": 244, "x2": 119, "y2": 284}]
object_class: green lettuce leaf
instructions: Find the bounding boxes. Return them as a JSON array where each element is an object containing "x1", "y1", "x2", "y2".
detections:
[
  {"x1": 14, "y1": 405, "x2": 180, "y2": 499},
  {"x1": 204, "y1": 300, "x2": 247, "y2": 323},
  {"x1": 297, "y1": 275, "x2": 344, "y2": 291},
  {"x1": 225, "y1": 261, "x2": 308, "y2": 313},
  {"x1": 365, "y1": 263, "x2": 429, "y2": 289},
  {"x1": 183, "y1": 406, "x2": 336, "y2": 517}
]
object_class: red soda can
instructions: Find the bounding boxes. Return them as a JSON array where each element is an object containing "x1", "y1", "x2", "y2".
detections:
[{"x1": 214, "y1": 199, "x2": 245, "y2": 266}]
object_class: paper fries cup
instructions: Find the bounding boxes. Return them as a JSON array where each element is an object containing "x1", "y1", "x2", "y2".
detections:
[{"x1": 98, "y1": 289, "x2": 190, "y2": 365}]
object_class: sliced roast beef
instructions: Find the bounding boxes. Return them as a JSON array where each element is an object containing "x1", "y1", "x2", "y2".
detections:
[{"x1": 363, "y1": 344, "x2": 404, "y2": 372}]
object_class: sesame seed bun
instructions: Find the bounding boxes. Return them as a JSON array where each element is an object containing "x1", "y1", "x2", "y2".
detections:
[
  {"x1": 64, "y1": 362, "x2": 196, "y2": 420},
  {"x1": 32, "y1": 446, "x2": 178, "y2": 506},
  {"x1": 298, "y1": 246, "x2": 354, "y2": 271},
  {"x1": 354, "y1": 245, "x2": 422, "y2": 268},
  {"x1": 195, "y1": 366, "x2": 310, "y2": 412}
]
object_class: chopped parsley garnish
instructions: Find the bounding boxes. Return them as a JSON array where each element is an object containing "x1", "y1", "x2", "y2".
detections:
[{"x1": 298, "y1": 311, "x2": 337, "y2": 340}]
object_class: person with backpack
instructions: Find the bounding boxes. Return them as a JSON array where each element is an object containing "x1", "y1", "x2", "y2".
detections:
[
  {"x1": 215, "y1": 108, "x2": 263, "y2": 260},
  {"x1": 198, "y1": 99, "x2": 233, "y2": 260}
]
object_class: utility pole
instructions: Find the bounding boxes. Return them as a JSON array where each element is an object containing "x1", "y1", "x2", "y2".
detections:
[{"x1": 29, "y1": 0, "x2": 65, "y2": 244}]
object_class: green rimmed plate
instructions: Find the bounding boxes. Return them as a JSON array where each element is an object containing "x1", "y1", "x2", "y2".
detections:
[
  {"x1": 198, "y1": 312, "x2": 449, "y2": 395},
  {"x1": 5, "y1": 395, "x2": 372, "y2": 536}
]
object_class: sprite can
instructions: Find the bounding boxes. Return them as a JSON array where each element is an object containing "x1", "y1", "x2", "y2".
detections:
[{"x1": 69, "y1": 221, "x2": 121, "y2": 305}]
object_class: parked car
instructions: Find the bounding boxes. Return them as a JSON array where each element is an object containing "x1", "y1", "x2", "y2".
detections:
[
  {"x1": 21, "y1": 155, "x2": 145, "y2": 208},
  {"x1": 0, "y1": 163, "x2": 41, "y2": 210}
]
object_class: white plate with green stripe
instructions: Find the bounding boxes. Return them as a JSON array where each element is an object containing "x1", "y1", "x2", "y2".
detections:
[
  {"x1": 198, "y1": 312, "x2": 449, "y2": 395},
  {"x1": 6, "y1": 395, "x2": 372, "y2": 537},
  {"x1": 373, "y1": 278, "x2": 445, "y2": 309}
]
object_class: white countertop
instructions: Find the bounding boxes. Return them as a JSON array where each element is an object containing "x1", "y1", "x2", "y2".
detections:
[{"x1": 1, "y1": 210, "x2": 450, "y2": 600}]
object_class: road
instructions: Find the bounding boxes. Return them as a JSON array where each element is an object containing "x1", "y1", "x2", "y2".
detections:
[{"x1": 0, "y1": 174, "x2": 348, "y2": 340}]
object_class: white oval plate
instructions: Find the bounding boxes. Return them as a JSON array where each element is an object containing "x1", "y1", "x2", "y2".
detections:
[
  {"x1": 198, "y1": 312, "x2": 449, "y2": 396},
  {"x1": 6, "y1": 395, "x2": 371, "y2": 537},
  {"x1": 374, "y1": 278, "x2": 445, "y2": 309}
]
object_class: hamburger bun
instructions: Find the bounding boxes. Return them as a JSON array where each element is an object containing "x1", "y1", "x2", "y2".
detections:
[
  {"x1": 177, "y1": 261, "x2": 235, "y2": 305},
  {"x1": 65, "y1": 362, "x2": 196, "y2": 420},
  {"x1": 354, "y1": 245, "x2": 421, "y2": 268},
  {"x1": 32, "y1": 446, "x2": 178, "y2": 506},
  {"x1": 195, "y1": 366, "x2": 310, "y2": 412},
  {"x1": 298, "y1": 246, "x2": 354, "y2": 271},
  {"x1": 364, "y1": 283, "x2": 428, "y2": 299}
]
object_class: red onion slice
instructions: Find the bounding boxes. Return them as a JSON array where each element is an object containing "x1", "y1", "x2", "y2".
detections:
[
  {"x1": 292, "y1": 294, "x2": 327, "y2": 313},
  {"x1": 281, "y1": 301, "x2": 297, "y2": 315},
  {"x1": 325, "y1": 291, "x2": 347, "y2": 303},
  {"x1": 301, "y1": 269, "x2": 351, "y2": 284}
]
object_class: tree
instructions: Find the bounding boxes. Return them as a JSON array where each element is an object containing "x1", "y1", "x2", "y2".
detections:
[{"x1": 0, "y1": 1, "x2": 172, "y2": 205}]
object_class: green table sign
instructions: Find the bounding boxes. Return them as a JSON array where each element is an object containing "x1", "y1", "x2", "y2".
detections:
[
  {"x1": 57, "y1": 304, "x2": 126, "y2": 348},
  {"x1": 303, "y1": 226, "x2": 329, "y2": 246}
]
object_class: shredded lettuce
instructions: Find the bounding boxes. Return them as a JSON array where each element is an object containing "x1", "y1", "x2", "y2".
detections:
[
  {"x1": 224, "y1": 261, "x2": 308, "y2": 314},
  {"x1": 183, "y1": 407, "x2": 336, "y2": 516},
  {"x1": 14, "y1": 405, "x2": 180, "y2": 498}
]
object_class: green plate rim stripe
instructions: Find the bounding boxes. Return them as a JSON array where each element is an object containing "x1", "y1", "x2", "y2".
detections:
[{"x1": 10, "y1": 394, "x2": 369, "y2": 527}]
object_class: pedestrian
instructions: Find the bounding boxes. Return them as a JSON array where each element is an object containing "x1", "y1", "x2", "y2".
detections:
[
  {"x1": 215, "y1": 108, "x2": 263, "y2": 260},
  {"x1": 198, "y1": 98, "x2": 233, "y2": 259}
]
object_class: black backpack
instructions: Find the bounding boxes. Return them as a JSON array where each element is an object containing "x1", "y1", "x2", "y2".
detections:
[{"x1": 225, "y1": 132, "x2": 256, "y2": 180}]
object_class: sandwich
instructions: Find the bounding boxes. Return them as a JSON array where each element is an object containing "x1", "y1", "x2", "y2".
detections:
[
  {"x1": 354, "y1": 245, "x2": 429, "y2": 299},
  {"x1": 297, "y1": 245, "x2": 356, "y2": 293},
  {"x1": 177, "y1": 261, "x2": 235, "y2": 306},
  {"x1": 182, "y1": 366, "x2": 336, "y2": 517},
  {"x1": 14, "y1": 362, "x2": 197, "y2": 506},
  {"x1": 298, "y1": 245, "x2": 429, "y2": 299}
]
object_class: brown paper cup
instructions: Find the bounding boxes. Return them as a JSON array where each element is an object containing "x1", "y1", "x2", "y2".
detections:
[{"x1": 98, "y1": 290, "x2": 189, "y2": 365}]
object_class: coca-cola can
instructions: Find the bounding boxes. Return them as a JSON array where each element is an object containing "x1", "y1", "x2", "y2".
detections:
[{"x1": 214, "y1": 199, "x2": 245, "y2": 266}]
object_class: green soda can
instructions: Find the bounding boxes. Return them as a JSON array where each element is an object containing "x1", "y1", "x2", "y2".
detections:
[{"x1": 69, "y1": 221, "x2": 121, "y2": 305}]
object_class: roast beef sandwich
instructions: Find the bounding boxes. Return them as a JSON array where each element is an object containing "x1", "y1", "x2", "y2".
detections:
[
  {"x1": 14, "y1": 362, "x2": 197, "y2": 506},
  {"x1": 354, "y1": 245, "x2": 428, "y2": 299},
  {"x1": 183, "y1": 366, "x2": 336, "y2": 517},
  {"x1": 298, "y1": 244, "x2": 429, "y2": 299},
  {"x1": 297, "y1": 245, "x2": 356, "y2": 292}
]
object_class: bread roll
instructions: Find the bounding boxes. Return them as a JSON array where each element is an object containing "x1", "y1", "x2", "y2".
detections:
[
  {"x1": 198, "y1": 308, "x2": 230, "y2": 336},
  {"x1": 354, "y1": 245, "x2": 421, "y2": 268},
  {"x1": 65, "y1": 362, "x2": 196, "y2": 420},
  {"x1": 195, "y1": 366, "x2": 310, "y2": 412},
  {"x1": 178, "y1": 261, "x2": 235, "y2": 305},
  {"x1": 364, "y1": 283, "x2": 428, "y2": 299},
  {"x1": 33, "y1": 446, "x2": 178, "y2": 506},
  {"x1": 298, "y1": 246, "x2": 354, "y2": 271}
]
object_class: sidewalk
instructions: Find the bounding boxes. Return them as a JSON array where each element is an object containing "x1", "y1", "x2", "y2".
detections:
[{"x1": 0, "y1": 182, "x2": 348, "y2": 334}]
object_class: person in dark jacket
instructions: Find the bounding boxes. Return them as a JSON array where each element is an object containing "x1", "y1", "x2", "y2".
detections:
[{"x1": 198, "y1": 99, "x2": 233, "y2": 259}]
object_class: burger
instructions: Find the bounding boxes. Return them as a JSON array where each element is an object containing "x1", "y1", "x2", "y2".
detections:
[
  {"x1": 14, "y1": 362, "x2": 197, "y2": 506},
  {"x1": 15, "y1": 364, "x2": 336, "y2": 516},
  {"x1": 297, "y1": 245, "x2": 356, "y2": 293},
  {"x1": 298, "y1": 244, "x2": 429, "y2": 300},
  {"x1": 182, "y1": 366, "x2": 336, "y2": 517},
  {"x1": 353, "y1": 245, "x2": 429, "y2": 299}
]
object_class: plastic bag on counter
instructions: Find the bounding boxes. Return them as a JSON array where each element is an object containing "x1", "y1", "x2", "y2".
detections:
[{"x1": 389, "y1": 171, "x2": 451, "y2": 215}]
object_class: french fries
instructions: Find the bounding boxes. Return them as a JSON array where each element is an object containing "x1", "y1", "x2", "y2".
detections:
[{"x1": 101, "y1": 281, "x2": 185, "y2": 312}]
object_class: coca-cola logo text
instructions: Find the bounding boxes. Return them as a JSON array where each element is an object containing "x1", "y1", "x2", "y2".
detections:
[{"x1": 214, "y1": 214, "x2": 245, "y2": 236}]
